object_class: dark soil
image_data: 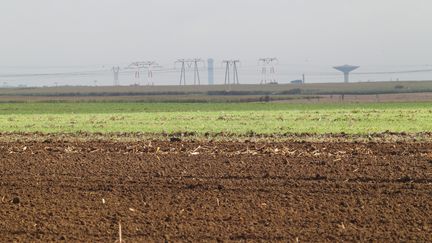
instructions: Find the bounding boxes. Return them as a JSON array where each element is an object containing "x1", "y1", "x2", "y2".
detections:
[{"x1": 0, "y1": 140, "x2": 431, "y2": 242}]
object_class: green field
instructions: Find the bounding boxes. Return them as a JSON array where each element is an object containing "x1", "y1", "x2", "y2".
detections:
[{"x1": 0, "y1": 102, "x2": 431, "y2": 135}]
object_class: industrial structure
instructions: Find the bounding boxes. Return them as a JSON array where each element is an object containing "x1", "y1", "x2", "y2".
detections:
[
  {"x1": 127, "y1": 61, "x2": 159, "y2": 85},
  {"x1": 112, "y1": 66, "x2": 120, "y2": 86},
  {"x1": 333, "y1": 65, "x2": 360, "y2": 83},
  {"x1": 8, "y1": 57, "x2": 432, "y2": 88},
  {"x1": 192, "y1": 59, "x2": 204, "y2": 85},
  {"x1": 127, "y1": 62, "x2": 142, "y2": 84},
  {"x1": 176, "y1": 59, "x2": 188, "y2": 85},
  {"x1": 259, "y1": 58, "x2": 278, "y2": 84},
  {"x1": 176, "y1": 59, "x2": 204, "y2": 85},
  {"x1": 223, "y1": 60, "x2": 240, "y2": 86}
]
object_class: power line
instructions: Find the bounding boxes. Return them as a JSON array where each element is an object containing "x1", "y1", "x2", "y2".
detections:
[
  {"x1": 354, "y1": 69, "x2": 432, "y2": 75},
  {"x1": 2, "y1": 61, "x2": 432, "y2": 86}
]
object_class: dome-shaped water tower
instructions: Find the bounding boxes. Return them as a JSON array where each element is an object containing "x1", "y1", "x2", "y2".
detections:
[{"x1": 334, "y1": 65, "x2": 360, "y2": 83}]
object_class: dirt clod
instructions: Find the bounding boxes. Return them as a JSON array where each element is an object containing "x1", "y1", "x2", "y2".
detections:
[
  {"x1": 169, "y1": 137, "x2": 182, "y2": 142},
  {"x1": 12, "y1": 197, "x2": 20, "y2": 204}
]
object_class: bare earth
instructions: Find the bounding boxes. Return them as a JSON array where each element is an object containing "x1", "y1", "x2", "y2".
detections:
[{"x1": 0, "y1": 140, "x2": 431, "y2": 242}]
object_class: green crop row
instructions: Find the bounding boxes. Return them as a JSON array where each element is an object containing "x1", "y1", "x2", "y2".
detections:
[{"x1": 0, "y1": 102, "x2": 431, "y2": 135}]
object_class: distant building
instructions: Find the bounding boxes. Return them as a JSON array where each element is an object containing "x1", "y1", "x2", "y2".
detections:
[{"x1": 290, "y1": 80, "x2": 303, "y2": 84}]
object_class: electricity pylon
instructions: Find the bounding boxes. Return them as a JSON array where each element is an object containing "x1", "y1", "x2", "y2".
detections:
[
  {"x1": 176, "y1": 59, "x2": 188, "y2": 85},
  {"x1": 112, "y1": 66, "x2": 120, "y2": 86},
  {"x1": 128, "y1": 61, "x2": 159, "y2": 85},
  {"x1": 128, "y1": 62, "x2": 143, "y2": 85},
  {"x1": 223, "y1": 60, "x2": 240, "y2": 86},
  {"x1": 192, "y1": 59, "x2": 204, "y2": 85},
  {"x1": 141, "y1": 61, "x2": 159, "y2": 85},
  {"x1": 176, "y1": 59, "x2": 204, "y2": 85},
  {"x1": 259, "y1": 58, "x2": 278, "y2": 84}
]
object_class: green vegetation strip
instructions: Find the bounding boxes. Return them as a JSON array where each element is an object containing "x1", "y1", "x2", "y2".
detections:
[{"x1": 0, "y1": 102, "x2": 431, "y2": 135}]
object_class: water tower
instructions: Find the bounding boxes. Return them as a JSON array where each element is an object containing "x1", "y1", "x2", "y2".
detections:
[
  {"x1": 333, "y1": 65, "x2": 360, "y2": 83},
  {"x1": 207, "y1": 58, "x2": 214, "y2": 85}
]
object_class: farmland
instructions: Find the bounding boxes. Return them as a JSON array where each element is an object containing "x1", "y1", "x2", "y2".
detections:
[
  {"x1": 1, "y1": 140, "x2": 431, "y2": 242},
  {"x1": 2, "y1": 80, "x2": 432, "y2": 96},
  {"x1": 0, "y1": 102, "x2": 431, "y2": 135},
  {"x1": 0, "y1": 80, "x2": 432, "y2": 103},
  {"x1": 0, "y1": 83, "x2": 432, "y2": 242}
]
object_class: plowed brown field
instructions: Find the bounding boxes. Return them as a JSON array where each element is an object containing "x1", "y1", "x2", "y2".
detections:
[{"x1": 1, "y1": 140, "x2": 431, "y2": 242}]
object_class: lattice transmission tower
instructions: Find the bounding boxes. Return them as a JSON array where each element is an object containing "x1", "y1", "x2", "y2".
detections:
[
  {"x1": 112, "y1": 66, "x2": 120, "y2": 86},
  {"x1": 259, "y1": 58, "x2": 278, "y2": 84},
  {"x1": 176, "y1": 59, "x2": 204, "y2": 85},
  {"x1": 222, "y1": 60, "x2": 240, "y2": 86},
  {"x1": 128, "y1": 61, "x2": 160, "y2": 85}
]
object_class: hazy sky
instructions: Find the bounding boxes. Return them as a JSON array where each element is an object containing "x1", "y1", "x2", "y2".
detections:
[{"x1": 1, "y1": 0, "x2": 432, "y2": 67}]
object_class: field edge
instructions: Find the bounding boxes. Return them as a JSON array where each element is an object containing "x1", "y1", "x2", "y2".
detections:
[{"x1": 1, "y1": 131, "x2": 432, "y2": 143}]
